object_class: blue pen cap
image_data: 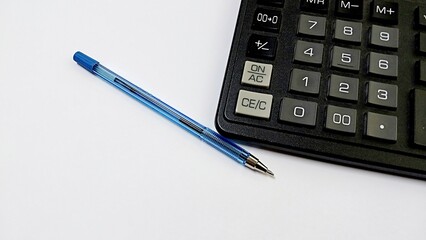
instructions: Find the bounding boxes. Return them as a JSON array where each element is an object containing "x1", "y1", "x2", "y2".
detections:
[{"x1": 73, "y1": 51, "x2": 99, "y2": 73}]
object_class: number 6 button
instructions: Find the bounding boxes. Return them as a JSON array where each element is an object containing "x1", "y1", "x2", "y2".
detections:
[{"x1": 368, "y1": 52, "x2": 398, "y2": 78}]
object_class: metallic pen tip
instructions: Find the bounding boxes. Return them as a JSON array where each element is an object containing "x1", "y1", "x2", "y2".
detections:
[
  {"x1": 266, "y1": 169, "x2": 275, "y2": 177},
  {"x1": 245, "y1": 155, "x2": 275, "y2": 177}
]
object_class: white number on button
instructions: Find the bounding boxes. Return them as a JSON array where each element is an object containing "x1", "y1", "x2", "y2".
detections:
[
  {"x1": 308, "y1": 20, "x2": 318, "y2": 29},
  {"x1": 302, "y1": 76, "x2": 309, "y2": 87},
  {"x1": 341, "y1": 53, "x2": 352, "y2": 63},
  {"x1": 339, "y1": 82, "x2": 350, "y2": 94},
  {"x1": 293, "y1": 107, "x2": 305, "y2": 118},
  {"x1": 380, "y1": 31, "x2": 390, "y2": 42},
  {"x1": 377, "y1": 89, "x2": 388, "y2": 100},
  {"x1": 379, "y1": 59, "x2": 389, "y2": 70},
  {"x1": 304, "y1": 47, "x2": 314, "y2": 57},
  {"x1": 343, "y1": 26, "x2": 353, "y2": 36},
  {"x1": 333, "y1": 113, "x2": 351, "y2": 126}
]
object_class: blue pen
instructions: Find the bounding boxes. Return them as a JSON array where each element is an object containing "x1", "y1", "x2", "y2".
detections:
[{"x1": 73, "y1": 52, "x2": 274, "y2": 176}]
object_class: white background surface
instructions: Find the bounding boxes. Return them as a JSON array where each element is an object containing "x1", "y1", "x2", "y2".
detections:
[{"x1": 1, "y1": 0, "x2": 426, "y2": 239}]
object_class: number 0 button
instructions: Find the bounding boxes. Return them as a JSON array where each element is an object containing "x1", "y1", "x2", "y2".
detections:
[{"x1": 279, "y1": 98, "x2": 318, "y2": 126}]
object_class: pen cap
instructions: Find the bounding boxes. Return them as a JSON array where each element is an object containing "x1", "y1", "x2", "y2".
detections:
[{"x1": 73, "y1": 51, "x2": 99, "y2": 73}]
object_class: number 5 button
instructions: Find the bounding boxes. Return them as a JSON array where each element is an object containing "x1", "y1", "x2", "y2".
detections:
[{"x1": 331, "y1": 46, "x2": 361, "y2": 71}]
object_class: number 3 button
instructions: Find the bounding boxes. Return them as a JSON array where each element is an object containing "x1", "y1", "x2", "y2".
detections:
[{"x1": 367, "y1": 81, "x2": 398, "y2": 109}]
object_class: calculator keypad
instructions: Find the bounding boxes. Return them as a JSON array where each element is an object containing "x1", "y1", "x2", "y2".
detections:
[{"x1": 216, "y1": 0, "x2": 426, "y2": 179}]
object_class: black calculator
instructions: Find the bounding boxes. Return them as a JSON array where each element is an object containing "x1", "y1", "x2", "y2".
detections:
[{"x1": 215, "y1": 0, "x2": 426, "y2": 180}]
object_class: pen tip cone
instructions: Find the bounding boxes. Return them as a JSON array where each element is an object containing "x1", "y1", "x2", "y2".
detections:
[{"x1": 266, "y1": 169, "x2": 275, "y2": 177}]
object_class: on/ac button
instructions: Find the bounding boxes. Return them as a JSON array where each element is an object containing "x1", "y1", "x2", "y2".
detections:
[{"x1": 241, "y1": 61, "x2": 273, "y2": 88}]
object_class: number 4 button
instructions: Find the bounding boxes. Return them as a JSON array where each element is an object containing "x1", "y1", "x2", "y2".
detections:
[{"x1": 294, "y1": 40, "x2": 324, "y2": 65}]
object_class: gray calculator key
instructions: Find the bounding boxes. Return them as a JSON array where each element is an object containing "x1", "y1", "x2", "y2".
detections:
[
  {"x1": 328, "y1": 74, "x2": 359, "y2": 101},
  {"x1": 326, "y1": 105, "x2": 357, "y2": 133},
  {"x1": 235, "y1": 90, "x2": 273, "y2": 119},
  {"x1": 368, "y1": 52, "x2": 398, "y2": 78},
  {"x1": 294, "y1": 40, "x2": 324, "y2": 65},
  {"x1": 289, "y1": 69, "x2": 321, "y2": 94},
  {"x1": 370, "y1": 25, "x2": 399, "y2": 49},
  {"x1": 331, "y1": 46, "x2": 361, "y2": 71},
  {"x1": 414, "y1": 89, "x2": 426, "y2": 147},
  {"x1": 334, "y1": 20, "x2": 362, "y2": 43},
  {"x1": 418, "y1": 60, "x2": 426, "y2": 83},
  {"x1": 241, "y1": 61, "x2": 273, "y2": 88},
  {"x1": 367, "y1": 81, "x2": 398, "y2": 108},
  {"x1": 365, "y1": 112, "x2": 397, "y2": 141},
  {"x1": 298, "y1": 14, "x2": 327, "y2": 37},
  {"x1": 279, "y1": 98, "x2": 318, "y2": 126}
]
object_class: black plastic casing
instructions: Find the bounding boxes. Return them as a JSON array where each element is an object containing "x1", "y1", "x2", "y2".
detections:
[{"x1": 216, "y1": 0, "x2": 426, "y2": 180}]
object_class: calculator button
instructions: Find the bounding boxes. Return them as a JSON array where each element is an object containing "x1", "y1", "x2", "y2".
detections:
[
  {"x1": 417, "y1": 33, "x2": 426, "y2": 55},
  {"x1": 279, "y1": 98, "x2": 318, "y2": 126},
  {"x1": 235, "y1": 90, "x2": 273, "y2": 119},
  {"x1": 370, "y1": 1, "x2": 398, "y2": 25},
  {"x1": 365, "y1": 112, "x2": 397, "y2": 141},
  {"x1": 300, "y1": 0, "x2": 329, "y2": 13},
  {"x1": 370, "y1": 25, "x2": 399, "y2": 49},
  {"x1": 416, "y1": 7, "x2": 426, "y2": 29},
  {"x1": 414, "y1": 89, "x2": 426, "y2": 147},
  {"x1": 247, "y1": 34, "x2": 277, "y2": 60},
  {"x1": 335, "y1": 0, "x2": 363, "y2": 19},
  {"x1": 334, "y1": 20, "x2": 362, "y2": 43},
  {"x1": 417, "y1": 61, "x2": 426, "y2": 83},
  {"x1": 241, "y1": 61, "x2": 273, "y2": 88},
  {"x1": 289, "y1": 69, "x2": 321, "y2": 95},
  {"x1": 331, "y1": 46, "x2": 361, "y2": 71},
  {"x1": 298, "y1": 14, "x2": 327, "y2": 38},
  {"x1": 328, "y1": 74, "x2": 359, "y2": 101},
  {"x1": 368, "y1": 52, "x2": 398, "y2": 78},
  {"x1": 258, "y1": 0, "x2": 284, "y2": 7},
  {"x1": 252, "y1": 8, "x2": 282, "y2": 32},
  {"x1": 367, "y1": 81, "x2": 398, "y2": 109},
  {"x1": 325, "y1": 105, "x2": 357, "y2": 134},
  {"x1": 293, "y1": 40, "x2": 324, "y2": 65}
]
